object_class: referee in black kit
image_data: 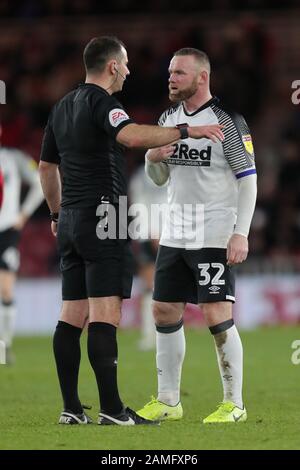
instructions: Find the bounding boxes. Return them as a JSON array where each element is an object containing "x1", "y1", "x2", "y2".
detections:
[{"x1": 39, "y1": 36, "x2": 224, "y2": 425}]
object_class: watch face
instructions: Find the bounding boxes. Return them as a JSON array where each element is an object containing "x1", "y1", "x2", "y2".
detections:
[{"x1": 176, "y1": 124, "x2": 189, "y2": 139}]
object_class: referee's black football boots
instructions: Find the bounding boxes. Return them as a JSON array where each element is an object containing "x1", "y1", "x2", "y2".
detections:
[
  {"x1": 59, "y1": 405, "x2": 93, "y2": 425},
  {"x1": 98, "y1": 406, "x2": 159, "y2": 426}
]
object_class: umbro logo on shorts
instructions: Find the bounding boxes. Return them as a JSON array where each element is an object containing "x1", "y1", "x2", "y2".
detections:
[{"x1": 209, "y1": 286, "x2": 220, "y2": 294}]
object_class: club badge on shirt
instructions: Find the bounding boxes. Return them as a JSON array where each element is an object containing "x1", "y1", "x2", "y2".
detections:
[{"x1": 242, "y1": 134, "x2": 254, "y2": 156}]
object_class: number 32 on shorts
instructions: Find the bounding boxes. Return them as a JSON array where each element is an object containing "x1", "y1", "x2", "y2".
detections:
[{"x1": 197, "y1": 263, "x2": 225, "y2": 286}]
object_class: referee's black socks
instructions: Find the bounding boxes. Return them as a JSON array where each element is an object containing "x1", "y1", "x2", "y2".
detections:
[
  {"x1": 53, "y1": 321, "x2": 83, "y2": 414},
  {"x1": 88, "y1": 322, "x2": 123, "y2": 415}
]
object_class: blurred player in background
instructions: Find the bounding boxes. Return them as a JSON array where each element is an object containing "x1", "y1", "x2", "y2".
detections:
[
  {"x1": 129, "y1": 165, "x2": 167, "y2": 351},
  {"x1": 0, "y1": 124, "x2": 44, "y2": 363},
  {"x1": 138, "y1": 48, "x2": 257, "y2": 424}
]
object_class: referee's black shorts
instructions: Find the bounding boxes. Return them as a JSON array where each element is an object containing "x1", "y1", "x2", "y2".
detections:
[
  {"x1": 153, "y1": 245, "x2": 235, "y2": 305},
  {"x1": 57, "y1": 208, "x2": 134, "y2": 300}
]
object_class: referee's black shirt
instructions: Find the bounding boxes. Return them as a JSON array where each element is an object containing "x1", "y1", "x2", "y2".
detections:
[{"x1": 40, "y1": 83, "x2": 134, "y2": 208}]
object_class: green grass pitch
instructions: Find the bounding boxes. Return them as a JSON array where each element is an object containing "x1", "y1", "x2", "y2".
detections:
[{"x1": 0, "y1": 327, "x2": 299, "y2": 450}]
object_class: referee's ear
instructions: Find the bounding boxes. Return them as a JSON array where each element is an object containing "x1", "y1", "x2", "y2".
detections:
[{"x1": 108, "y1": 60, "x2": 117, "y2": 76}]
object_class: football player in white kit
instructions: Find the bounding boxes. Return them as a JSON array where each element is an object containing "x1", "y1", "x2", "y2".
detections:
[
  {"x1": 138, "y1": 48, "x2": 257, "y2": 423},
  {"x1": 0, "y1": 125, "x2": 44, "y2": 363}
]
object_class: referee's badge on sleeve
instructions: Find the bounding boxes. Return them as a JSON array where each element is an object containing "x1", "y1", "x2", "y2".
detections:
[
  {"x1": 242, "y1": 134, "x2": 254, "y2": 156},
  {"x1": 109, "y1": 108, "x2": 130, "y2": 127}
]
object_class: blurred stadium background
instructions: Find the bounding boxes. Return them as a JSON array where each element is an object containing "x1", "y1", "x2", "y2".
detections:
[
  {"x1": 1, "y1": 0, "x2": 300, "y2": 452},
  {"x1": 1, "y1": 0, "x2": 300, "y2": 334}
]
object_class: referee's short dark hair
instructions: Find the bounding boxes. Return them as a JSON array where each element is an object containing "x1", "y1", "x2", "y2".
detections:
[
  {"x1": 83, "y1": 36, "x2": 125, "y2": 74},
  {"x1": 174, "y1": 47, "x2": 211, "y2": 73}
]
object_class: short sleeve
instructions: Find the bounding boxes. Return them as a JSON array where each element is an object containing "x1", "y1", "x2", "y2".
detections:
[
  {"x1": 92, "y1": 94, "x2": 134, "y2": 139},
  {"x1": 40, "y1": 110, "x2": 60, "y2": 164}
]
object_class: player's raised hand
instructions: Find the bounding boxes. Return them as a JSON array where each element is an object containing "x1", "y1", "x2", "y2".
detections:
[
  {"x1": 227, "y1": 233, "x2": 248, "y2": 265},
  {"x1": 146, "y1": 144, "x2": 176, "y2": 163},
  {"x1": 189, "y1": 124, "x2": 225, "y2": 142}
]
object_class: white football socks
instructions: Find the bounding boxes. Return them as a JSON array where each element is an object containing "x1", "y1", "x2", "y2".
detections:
[
  {"x1": 0, "y1": 301, "x2": 16, "y2": 348},
  {"x1": 156, "y1": 322, "x2": 185, "y2": 406},
  {"x1": 213, "y1": 324, "x2": 243, "y2": 409}
]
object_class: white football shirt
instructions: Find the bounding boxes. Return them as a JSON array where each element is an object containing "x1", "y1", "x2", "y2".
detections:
[
  {"x1": 0, "y1": 147, "x2": 44, "y2": 231},
  {"x1": 159, "y1": 97, "x2": 256, "y2": 249}
]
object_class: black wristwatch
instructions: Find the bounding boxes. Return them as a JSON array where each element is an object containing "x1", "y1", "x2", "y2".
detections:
[
  {"x1": 176, "y1": 123, "x2": 189, "y2": 139},
  {"x1": 50, "y1": 212, "x2": 59, "y2": 223}
]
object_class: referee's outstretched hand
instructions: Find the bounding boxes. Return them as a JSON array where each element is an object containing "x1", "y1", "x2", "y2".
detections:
[
  {"x1": 146, "y1": 124, "x2": 225, "y2": 164},
  {"x1": 189, "y1": 124, "x2": 225, "y2": 142}
]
